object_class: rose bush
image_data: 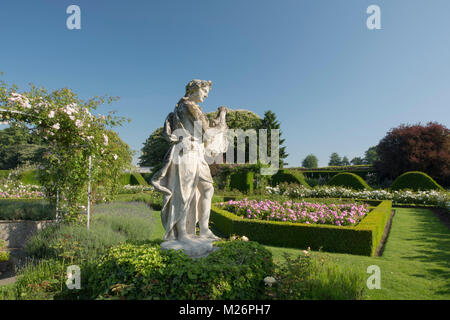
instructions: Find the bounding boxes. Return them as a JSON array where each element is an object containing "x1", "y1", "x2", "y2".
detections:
[
  {"x1": 0, "y1": 77, "x2": 132, "y2": 220},
  {"x1": 265, "y1": 184, "x2": 450, "y2": 210}
]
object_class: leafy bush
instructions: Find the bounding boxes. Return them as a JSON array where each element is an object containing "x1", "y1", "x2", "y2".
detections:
[
  {"x1": 210, "y1": 200, "x2": 392, "y2": 256},
  {"x1": 327, "y1": 173, "x2": 372, "y2": 190},
  {"x1": 230, "y1": 169, "x2": 254, "y2": 193},
  {"x1": 270, "y1": 169, "x2": 309, "y2": 188},
  {"x1": 390, "y1": 171, "x2": 444, "y2": 191},
  {"x1": 71, "y1": 240, "x2": 274, "y2": 300},
  {"x1": 0, "y1": 239, "x2": 10, "y2": 262},
  {"x1": 0, "y1": 199, "x2": 55, "y2": 220},
  {"x1": 19, "y1": 169, "x2": 40, "y2": 185}
]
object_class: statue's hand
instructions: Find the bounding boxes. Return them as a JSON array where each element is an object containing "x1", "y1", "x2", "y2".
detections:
[{"x1": 218, "y1": 106, "x2": 228, "y2": 113}]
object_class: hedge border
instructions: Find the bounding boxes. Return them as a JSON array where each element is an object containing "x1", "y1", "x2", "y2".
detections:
[{"x1": 210, "y1": 199, "x2": 392, "y2": 256}]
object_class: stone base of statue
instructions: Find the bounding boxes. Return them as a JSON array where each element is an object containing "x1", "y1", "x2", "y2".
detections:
[{"x1": 160, "y1": 236, "x2": 220, "y2": 259}]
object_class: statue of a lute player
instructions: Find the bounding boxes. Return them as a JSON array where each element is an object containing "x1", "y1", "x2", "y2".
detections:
[{"x1": 151, "y1": 79, "x2": 228, "y2": 257}]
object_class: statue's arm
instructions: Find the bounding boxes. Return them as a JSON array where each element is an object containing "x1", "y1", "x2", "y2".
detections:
[{"x1": 185, "y1": 102, "x2": 210, "y2": 129}]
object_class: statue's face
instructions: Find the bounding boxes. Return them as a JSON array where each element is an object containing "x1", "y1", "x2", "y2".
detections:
[{"x1": 188, "y1": 86, "x2": 210, "y2": 103}]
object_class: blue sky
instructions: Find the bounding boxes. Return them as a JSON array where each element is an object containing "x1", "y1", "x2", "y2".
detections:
[{"x1": 1, "y1": 0, "x2": 449, "y2": 166}]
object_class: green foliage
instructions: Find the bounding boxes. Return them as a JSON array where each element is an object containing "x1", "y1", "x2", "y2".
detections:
[
  {"x1": 0, "y1": 78, "x2": 133, "y2": 220},
  {"x1": 19, "y1": 169, "x2": 40, "y2": 185},
  {"x1": 390, "y1": 171, "x2": 444, "y2": 191},
  {"x1": 112, "y1": 192, "x2": 163, "y2": 210},
  {"x1": 0, "y1": 239, "x2": 9, "y2": 262},
  {"x1": 207, "y1": 109, "x2": 262, "y2": 131},
  {"x1": 364, "y1": 146, "x2": 379, "y2": 165},
  {"x1": 210, "y1": 200, "x2": 392, "y2": 256},
  {"x1": 327, "y1": 172, "x2": 372, "y2": 190},
  {"x1": 0, "y1": 169, "x2": 10, "y2": 180},
  {"x1": 302, "y1": 154, "x2": 318, "y2": 169},
  {"x1": 229, "y1": 168, "x2": 254, "y2": 193},
  {"x1": 139, "y1": 127, "x2": 170, "y2": 168},
  {"x1": 270, "y1": 169, "x2": 309, "y2": 188},
  {"x1": 266, "y1": 252, "x2": 365, "y2": 300},
  {"x1": 77, "y1": 240, "x2": 274, "y2": 300},
  {"x1": 0, "y1": 199, "x2": 55, "y2": 220},
  {"x1": 260, "y1": 110, "x2": 288, "y2": 167},
  {"x1": 24, "y1": 202, "x2": 163, "y2": 263},
  {"x1": 328, "y1": 152, "x2": 342, "y2": 166},
  {"x1": 0, "y1": 124, "x2": 47, "y2": 170},
  {"x1": 119, "y1": 172, "x2": 148, "y2": 186}
]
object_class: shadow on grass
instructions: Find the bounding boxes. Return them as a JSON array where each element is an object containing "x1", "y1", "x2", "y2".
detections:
[{"x1": 400, "y1": 209, "x2": 450, "y2": 296}]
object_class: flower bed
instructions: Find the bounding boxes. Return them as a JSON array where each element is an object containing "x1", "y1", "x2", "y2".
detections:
[
  {"x1": 210, "y1": 199, "x2": 393, "y2": 256},
  {"x1": 0, "y1": 182, "x2": 44, "y2": 199},
  {"x1": 265, "y1": 185, "x2": 450, "y2": 210},
  {"x1": 216, "y1": 199, "x2": 370, "y2": 227}
]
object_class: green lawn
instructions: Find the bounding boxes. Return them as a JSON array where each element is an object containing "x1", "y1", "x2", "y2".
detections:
[{"x1": 266, "y1": 207, "x2": 450, "y2": 300}]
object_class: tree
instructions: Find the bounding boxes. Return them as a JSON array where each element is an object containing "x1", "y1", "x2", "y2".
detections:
[
  {"x1": 259, "y1": 110, "x2": 288, "y2": 167},
  {"x1": 341, "y1": 156, "x2": 350, "y2": 166},
  {"x1": 364, "y1": 146, "x2": 379, "y2": 164},
  {"x1": 328, "y1": 152, "x2": 342, "y2": 166},
  {"x1": 351, "y1": 157, "x2": 364, "y2": 165},
  {"x1": 302, "y1": 154, "x2": 318, "y2": 168},
  {"x1": 0, "y1": 124, "x2": 47, "y2": 169},
  {"x1": 374, "y1": 122, "x2": 450, "y2": 186},
  {"x1": 139, "y1": 126, "x2": 170, "y2": 170}
]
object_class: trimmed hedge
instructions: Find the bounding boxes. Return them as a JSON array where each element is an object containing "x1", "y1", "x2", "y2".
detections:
[
  {"x1": 119, "y1": 173, "x2": 148, "y2": 186},
  {"x1": 229, "y1": 170, "x2": 254, "y2": 193},
  {"x1": 326, "y1": 172, "x2": 372, "y2": 190},
  {"x1": 210, "y1": 199, "x2": 392, "y2": 256},
  {"x1": 270, "y1": 169, "x2": 309, "y2": 188},
  {"x1": 390, "y1": 171, "x2": 444, "y2": 191},
  {"x1": 0, "y1": 199, "x2": 55, "y2": 220},
  {"x1": 19, "y1": 170, "x2": 40, "y2": 185}
]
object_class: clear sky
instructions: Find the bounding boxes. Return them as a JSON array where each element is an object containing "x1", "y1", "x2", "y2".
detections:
[{"x1": 1, "y1": 0, "x2": 449, "y2": 166}]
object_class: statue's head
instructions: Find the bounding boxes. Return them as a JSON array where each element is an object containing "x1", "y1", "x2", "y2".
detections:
[{"x1": 185, "y1": 79, "x2": 212, "y2": 103}]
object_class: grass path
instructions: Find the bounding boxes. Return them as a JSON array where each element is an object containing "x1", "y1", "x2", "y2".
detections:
[{"x1": 266, "y1": 208, "x2": 450, "y2": 300}]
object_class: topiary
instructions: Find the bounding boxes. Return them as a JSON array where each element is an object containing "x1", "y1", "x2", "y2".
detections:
[
  {"x1": 229, "y1": 169, "x2": 254, "y2": 193},
  {"x1": 326, "y1": 172, "x2": 372, "y2": 190},
  {"x1": 390, "y1": 171, "x2": 444, "y2": 191},
  {"x1": 119, "y1": 173, "x2": 148, "y2": 186},
  {"x1": 270, "y1": 169, "x2": 310, "y2": 188}
]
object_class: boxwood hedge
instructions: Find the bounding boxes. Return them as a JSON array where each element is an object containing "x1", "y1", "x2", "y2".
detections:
[
  {"x1": 326, "y1": 172, "x2": 372, "y2": 190},
  {"x1": 210, "y1": 199, "x2": 392, "y2": 256},
  {"x1": 390, "y1": 171, "x2": 444, "y2": 191},
  {"x1": 119, "y1": 172, "x2": 148, "y2": 186},
  {"x1": 270, "y1": 169, "x2": 309, "y2": 188}
]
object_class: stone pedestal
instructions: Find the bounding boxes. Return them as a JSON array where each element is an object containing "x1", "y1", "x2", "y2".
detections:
[{"x1": 160, "y1": 236, "x2": 220, "y2": 259}]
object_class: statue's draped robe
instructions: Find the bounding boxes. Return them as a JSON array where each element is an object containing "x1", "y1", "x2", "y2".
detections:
[{"x1": 151, "y1": 97, "x2": 228, "y2": 240}]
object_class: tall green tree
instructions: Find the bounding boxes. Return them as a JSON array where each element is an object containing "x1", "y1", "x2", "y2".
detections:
[
  {"x1": 139, "y1": 126, "x2": 170, "y2": 171},
  {"x1": 341, "y1": 156, "x2": 350, "y2": 166},
  {"x1": 0, "y1": 124, "x2": 47, "y2": 169},
  {"x1": 328, "y1": 152, "x2": 342, "y2": 166},
  {"x1": 302, "y1": 154, "x2": 318, "y2": 168},
  {"x1": 364, "y1": 146, "x2": 379, "y2": 164},
  {"x1": 259, "y1": 110, "x2": 288, "y2": 167},
  {"x1": 351, "y1": 157, "x2": 365, "y2": 165}
]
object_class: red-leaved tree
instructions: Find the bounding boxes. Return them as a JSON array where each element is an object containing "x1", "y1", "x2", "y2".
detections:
[{"x1": 374, "y1": 122, "x2": 450, "y2": 186}]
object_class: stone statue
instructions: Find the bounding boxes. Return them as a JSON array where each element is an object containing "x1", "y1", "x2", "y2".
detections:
[{"x1": 151, "y1": 79, "x2": 228, "y2": 258}]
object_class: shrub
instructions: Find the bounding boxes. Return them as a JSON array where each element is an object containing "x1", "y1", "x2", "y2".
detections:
[
  {"x1": 270, "y1": 169, "x2": 309, "y2": 188},
  {"x1": 0, "y1": 199, "x2": 55, "y2": 220},
  {"x1": 230, "y1": 170, "x2": 254, "y2": 193},
  {"x1": 390, "y1": 171, "x2": 444, "y2": 191},
  {"x1": 327, "y1": 173, "x2": 372, "y2": 190},
  {"x1": 210, "y1": 200, "x2": 392, "y2": 256},
  {"x1": 73, "y1": 241, "x2": 274, "y2": 300},
  {"x1": 375, "y1": 122, "x2": 450, "y2": 186},
  {"x1": 119, "y1": 173, "x2": 148, "y2": 186},
  {"x1": 0, "y1": 239, "x2": 10, "y2": 262}
]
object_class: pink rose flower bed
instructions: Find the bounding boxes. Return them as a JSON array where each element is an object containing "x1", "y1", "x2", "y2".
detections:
[{"x1": 216, "y1": 199, "x2": 370, "y2": 227}]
